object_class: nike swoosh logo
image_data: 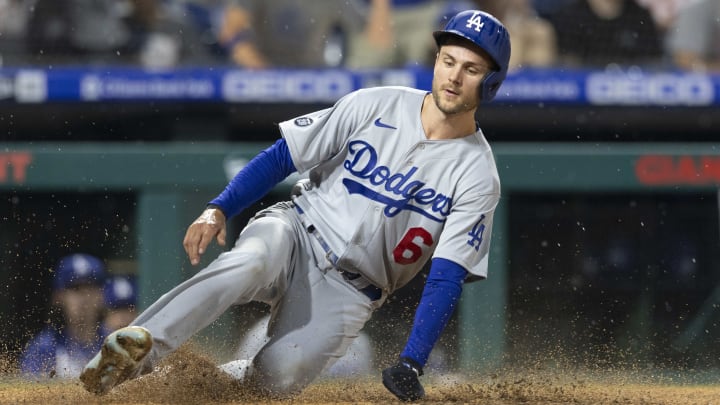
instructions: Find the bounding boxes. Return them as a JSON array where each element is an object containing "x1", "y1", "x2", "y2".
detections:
[{"x1": 374, "y1": 118, "x2": 397, "y2": 130}]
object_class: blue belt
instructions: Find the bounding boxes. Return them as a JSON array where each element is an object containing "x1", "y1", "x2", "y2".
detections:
[
  {"x1": 340, "y1": 271, "x2": 383, "y2": 301},
  {"x1": 295, "y1": 203, "x2": 382, "y2": 301}
]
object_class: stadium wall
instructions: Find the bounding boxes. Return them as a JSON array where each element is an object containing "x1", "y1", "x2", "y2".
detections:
[{"x1": 2, "y1": 142, "x2": 719, "y2": 371}]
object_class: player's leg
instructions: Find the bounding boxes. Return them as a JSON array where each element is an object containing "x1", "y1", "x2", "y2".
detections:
[
  {"x1": 216, "y1": 314, "x2": 271, "y2": 380},
  {"x1": 81, "y1": 203, "x2": 302, "y2": 394},
  {"x1": 135, "y1": 208, "x2": 303, "y2": 365},
  {"x1": 247, "y1": 259, "x2": 381, "y2": 396},
  {"x1": 134, "y1": 222, "x2": 289, "y2": 360}
]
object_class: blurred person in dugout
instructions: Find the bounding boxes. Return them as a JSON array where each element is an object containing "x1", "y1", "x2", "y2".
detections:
[
  {"x1": 215, "y1": 0, "x2": 365, "y2": 68},
  {"x1": 666, "y1": 0, "x2": 720, "y2": 72},
  {"x1": 20, "y1": 254, "x2": 109, "y2": 378},
  {"x1": 546, "y1": 0, "x2": 664, "y2": 68},
  {"x1": 103, "y1": 274, "x2": 138, "y2": 332}
]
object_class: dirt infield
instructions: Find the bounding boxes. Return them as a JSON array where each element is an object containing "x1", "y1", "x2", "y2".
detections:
[{"x1": 2, "y1": 349, "x2": 719, "y2": 404}]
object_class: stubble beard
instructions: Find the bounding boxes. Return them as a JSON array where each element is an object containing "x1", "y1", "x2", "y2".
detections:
[{"x1": 431, "y1": 85, "x2": 477, "y2": 116}]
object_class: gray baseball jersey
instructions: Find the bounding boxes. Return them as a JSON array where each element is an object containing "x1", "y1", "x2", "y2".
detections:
[{"x1": 281, "y1": 86, "x2": 500, "y2": 293}]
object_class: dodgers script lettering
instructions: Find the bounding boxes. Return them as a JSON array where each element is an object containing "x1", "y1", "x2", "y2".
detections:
[{"x1": 342, "y1": 140, "x2": 452, "y2": 222}]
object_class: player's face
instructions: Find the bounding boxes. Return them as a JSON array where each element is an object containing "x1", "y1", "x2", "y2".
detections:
[
  {"x1": 432, "y1": 44, "x2": 493, "y2": 115},
  {"x1": 57, "y1": 285, "x2": 104, "y2": 326}
]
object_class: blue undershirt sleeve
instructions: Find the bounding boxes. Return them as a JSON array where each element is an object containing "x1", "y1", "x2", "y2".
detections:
[
  {"x1": 208, "y1": 138, "x2": 297, "y2": 218},
  {"x1": 400, "y1": 257, "x2": 467, "y2": 367}
]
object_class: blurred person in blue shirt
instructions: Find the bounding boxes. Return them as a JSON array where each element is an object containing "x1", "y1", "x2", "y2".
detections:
[
  {"x1": 20, "y1": 254, "x2": 109, "y2": 378},
  {"x1": 103, "y1": 274, "x2": 138, "y2": 332}
]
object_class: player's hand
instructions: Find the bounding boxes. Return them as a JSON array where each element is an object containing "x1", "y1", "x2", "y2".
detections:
[
  {"x1": 381, "y1": 357, "x2": 425, "y2": 402},
  {"x1": 183, "y1": 207, "x2": 227, "y2": 265}
]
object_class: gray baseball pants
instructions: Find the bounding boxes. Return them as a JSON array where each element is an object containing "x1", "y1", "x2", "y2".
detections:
[{"x1": 131, "y1": 202, "x2": 383, "y2": 394}]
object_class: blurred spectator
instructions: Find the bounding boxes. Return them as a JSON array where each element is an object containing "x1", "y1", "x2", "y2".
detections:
[
  {"x1": 666, "y1": 0, "x2": 720, "y2": 72},
  {"x1": 547, "y1": 0, "x2": 663, "y2": 68},
  {"x1": 20, "y1": 253, "x2": 109, "y2": 378},
  {"x1": 0, "y1": 0, "x2": 31, "y2": 66},
  {"x1": 103, "y1": 274, "x2": 138, "y2": 332},
  {"x1": 635, "y1": 0, "x2": 692, "y2": 31},
  {"x1": 23, "y1": 0, "x2": 211, "y2": 69},
  {"x1": 474, "y1": 0, "x2": 558, "y2": 71},
  {"x1": 345, "y1": 0, "x2": 450, "y2": 69},
  {"x1": 214, "y1": 0, "x2": 364, "y2": 68},
  {"x1": 27, "y1": 0, "x2": 137, "y2": 65},
  {"x1": 532, "y1": 0, "x2": 578, "y2": 18}
]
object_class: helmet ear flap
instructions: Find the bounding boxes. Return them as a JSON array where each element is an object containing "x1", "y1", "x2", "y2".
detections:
[{"x1": 478, "y1": 71, "x2": 503, "y2": 103}]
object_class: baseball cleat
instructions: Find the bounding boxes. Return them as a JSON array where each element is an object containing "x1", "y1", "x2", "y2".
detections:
[
  {"x1": 218, "y1": 358, "x2": 255, "y2": 380},
  {"x1": 80, "y1": 326, "x2": 152, "y2": 395}
]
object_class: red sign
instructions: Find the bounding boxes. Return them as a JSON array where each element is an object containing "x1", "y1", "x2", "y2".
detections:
[
  {"x1": 636, "y1": 155, "x2": 720, "y2": 185},
  {"x1": 0, "y1": 152, "x2": 32, "y2": 184}
]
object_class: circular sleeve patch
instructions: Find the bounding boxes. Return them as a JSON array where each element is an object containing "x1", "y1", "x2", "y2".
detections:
[{"x1": 294, "y1": 117, "x2": 313, "y2": 127}]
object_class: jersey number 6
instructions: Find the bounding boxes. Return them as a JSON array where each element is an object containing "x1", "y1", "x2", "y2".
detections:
[{"x1": 393, "y1": 227, "x2": 433, "y2": 265}]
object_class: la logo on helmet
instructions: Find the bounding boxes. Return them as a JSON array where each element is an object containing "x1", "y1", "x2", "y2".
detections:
[{"x1": 465, "y1": 12, "x2": 485, "y2": 32}]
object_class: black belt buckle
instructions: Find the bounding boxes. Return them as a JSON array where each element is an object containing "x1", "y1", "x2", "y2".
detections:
[
  {"x1": 341, "y1": 271, "x2": 382, "y2": 301},
  {"x1": 343, "y1": 271, "x2": 361, "y2": 281}
]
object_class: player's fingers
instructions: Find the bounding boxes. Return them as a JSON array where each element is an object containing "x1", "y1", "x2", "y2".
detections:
[
  {"x1": 184, "y1": 208, "x2": 225, "y2": 265},
  {"x1": 183, "y1": 225, "x2": 202, "y2": 265},
  {"x1": 196, "y1": 225, "x2": 219, "y2": 256},
  {"x1": 217, "y1": 226, "x2": 227, "y2": 247}
]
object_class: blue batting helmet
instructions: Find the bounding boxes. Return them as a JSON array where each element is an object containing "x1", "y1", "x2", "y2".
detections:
[
  {"x1": 104, "y1": 275, "x2": 138, "y2": 309},
  {"x1": 53, "y1": 253, "x2": 106, "y2": 291},
  {"x1": 433, "y1": 10, "x2": 511, "y2": 102}
]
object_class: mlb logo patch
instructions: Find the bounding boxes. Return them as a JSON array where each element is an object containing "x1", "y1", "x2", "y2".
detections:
[{"x1": 294, "y1": 117, "x2": 313, "y2": 127}]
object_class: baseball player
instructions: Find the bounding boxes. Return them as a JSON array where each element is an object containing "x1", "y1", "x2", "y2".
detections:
[
  {"x1": 102, "y1": 274, "x2": 138, "y2": 331},
  {"x1": 80, "y1": 9, "x2": 511, "y2": 402},
  {"x1": 21, "y1": 253, "x2": 108, "y2": 378}
]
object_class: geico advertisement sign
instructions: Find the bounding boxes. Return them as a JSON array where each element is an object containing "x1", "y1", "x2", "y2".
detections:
[
  {"x1": 80, "y1": 75, "x2": 214, "y2": 101},
  {"x1": 587, "y1": 73, "x2": 714, "y2": 106},
  {"x1": 221, "y1": 71, "x2": 353, "y2": 102},
  {"x1": 0, "y1": 71, "x2": 47, "y2": 103}
]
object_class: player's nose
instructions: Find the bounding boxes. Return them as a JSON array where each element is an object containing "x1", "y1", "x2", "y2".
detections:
[{"x1": 447, "y1": 66, "x2": 462, "y2": 84}]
